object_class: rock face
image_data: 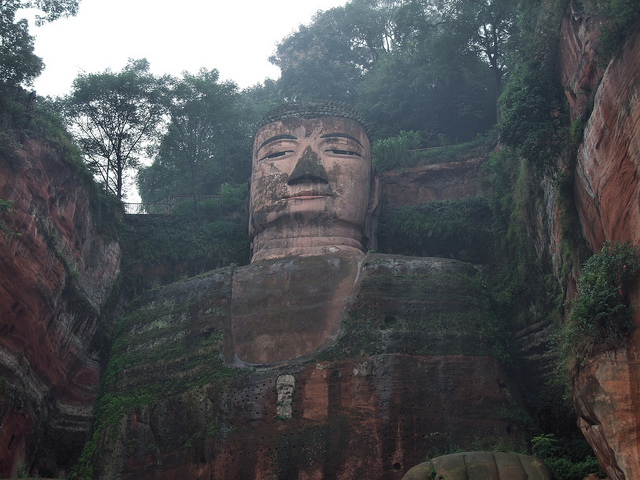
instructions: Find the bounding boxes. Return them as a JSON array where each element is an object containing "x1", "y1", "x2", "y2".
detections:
[
  {"x1": 91, "y1": 254, "x2": 527, "y2": 479},
  {"x1": 230, "y1": 254, "x2": 361, "y2": 364},
  {"x1": 0, "y1": 140, "x2": 122, "y2": 477},
  {"x1": 379, "y1": 158, "x2": 485, "y2": 208},
  {"x1": 573, "y1": 27, "x2": 640, "y2": 252},
  {"x1": 560, "y1": 5, "x2": 640, "y2": 479}
]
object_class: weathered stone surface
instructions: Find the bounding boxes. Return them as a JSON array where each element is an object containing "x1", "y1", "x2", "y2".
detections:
[
  {"x1": 402, "y1": 451, "x2": 553, "y2": 480},
  {"x1": 0, "y1": 140, "x2": 122, "y2": 476},
  {"x1": 379, "y1": 158, "x2": 485, "y2": 208},
  {"x1": 572, "y1": 316, "x2": 640, "y2": 480},
  {"x1": 573, "y1": 23, "x2": 640, "y2": 252},
  {"x1": 249, "y1": 115, "x2": 380, "y2": 262},
  {"x1": 92, "y1": 254, "x2": 526, "y2": 479},
  {"x1": 559, "y1": 5, "x2": 605, "y2": 122},
  {"x1": 230, "y1": 254, "x2": 362, "y2": 364}
]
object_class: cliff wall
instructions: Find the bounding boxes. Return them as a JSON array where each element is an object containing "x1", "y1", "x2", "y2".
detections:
[
  {"x1": 559, "y1": 5, "x2": 640, "y2": 479},
  {"x1": 0, "y1": 139, "x2": 122, "y2": 477}
]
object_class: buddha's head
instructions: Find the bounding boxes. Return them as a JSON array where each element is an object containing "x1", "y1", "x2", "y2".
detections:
[{"x1": 249, "y1": 102, "x2": 380, "y2": 262}]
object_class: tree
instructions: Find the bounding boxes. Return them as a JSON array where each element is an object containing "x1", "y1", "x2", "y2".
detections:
[
  {"x1": 238, "y1": 79, "x2": 286, "y2": 135},
  {"x1": 357, "y1": 44, "x2": 495, "y2": 142},
  {"x1": 62, "y1": 59, "x2": 169, "y2": 199},
  {"x1": 270, "y1": 0, "x2": 404, "y2": 102},
  {"x1": 270, "y1": 0, "x2": 513, "y2": 141},
  {"x1": 270, "y1": 8, "x2": 363, "y2": 102},
  {"x1": 1, "y1": 0, "x2": 79, "y2": 92},
  {"x1": 1, "y1": 0, "x2": 43, "y2": 92},
  {"x1": 437, "y1": 0, "x2": 515, "y2": 102},
  {"x1": 21, "y1": 0, "x2": 79, "y2": 23},
  {"x1": 137, "y1": 69, "x2": 252, "y2": 205},
  {"x1": 395, "y1": 0, "x2": 514, "y2": 119}
]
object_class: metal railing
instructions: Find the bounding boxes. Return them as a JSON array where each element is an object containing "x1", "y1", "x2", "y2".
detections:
[
  {"x1": 123, "y1": 194, "x2": 222, "y2": 215},
  {"x1": 168, "y1": 194, "x2": 222, "y2": 206}
]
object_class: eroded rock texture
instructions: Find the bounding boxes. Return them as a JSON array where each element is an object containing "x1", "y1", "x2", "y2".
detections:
[
  {"x1": 91, "y1": 254, "x2": 526, "y2": 480},
  {"x1": 0, "y1": 140, "x2": 121, "y2": 476},
  {"x1": 380, "y1": 158, "x2": 485, "y2": 208},
  {"x1": 560, "y1": 6, "x2": 640, "y2": 479}
]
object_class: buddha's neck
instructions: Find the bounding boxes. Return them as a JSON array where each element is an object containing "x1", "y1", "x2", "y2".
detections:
[{"x1": 250, "y1": 225, "x2": 365, "y2": 263}]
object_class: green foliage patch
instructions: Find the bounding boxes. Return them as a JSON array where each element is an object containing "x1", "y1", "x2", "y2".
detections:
[
  {"x1": 531, "y1": 433, "x2": 604, "y2": 480},
  {"x1": 497, "y1": 0, "x2": 567, "y2": 171},
  {"x1": 72, "y1": 281, "x2": 239, "y2": 479},
  {"x1": 0, "y1": 197, "x2": 19, "y2": 235},
  {"x1": 371, "y1": 130, "x2": 421, "y2": 172},
  {"x1": 377, "y1": 197, "x2": 495, "y2": 264},
  {"x1": 122, "y1": 184, "x2": 250, "y2": 295},
  {"x1": 561, "y1": 242, "x2": 640, "y2": 381},
  {"x1": 580, "y1": 0, "x2": 640, "y2": 55},
  {"x1": 498, "y1": 61, "x2": 566, "y2": 169},
  {"x1": 372, "y1": 132, "x2": 495, "y2": 173}
]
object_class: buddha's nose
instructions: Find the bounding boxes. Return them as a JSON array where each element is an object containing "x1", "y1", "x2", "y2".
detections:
[{"x1": 288, "y1": 146, "x2": 329, "y2": 185}]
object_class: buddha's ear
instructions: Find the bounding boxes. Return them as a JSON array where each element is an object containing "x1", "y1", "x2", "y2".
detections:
[{"x1": 364, "y1": 166, "x2": 382, "y2": 251}]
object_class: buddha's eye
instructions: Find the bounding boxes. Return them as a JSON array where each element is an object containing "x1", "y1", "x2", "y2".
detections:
[
  {"x1": 325, "y1": 149, "x2": 362, "y2": 157},
  {"x1": 262, "y1": 150, "x2": 292, "y2": 161}
]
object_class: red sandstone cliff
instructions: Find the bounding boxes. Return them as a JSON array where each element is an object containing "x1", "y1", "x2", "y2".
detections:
[
  {"x1": 379, "y1": 157, "x2": 485, "y2": 208},
  {"x1": 559, "y1": 4, "x2": 640, "y2": 479},
  {"x1": 0, "y1": 138, "x2": 122, "y2": 477}
]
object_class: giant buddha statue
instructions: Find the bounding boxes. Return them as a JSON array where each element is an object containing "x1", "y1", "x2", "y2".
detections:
[
  {"x1": 92, "y1": 102, "x2": 547, "y2": 480},
  {"x1": 230, "y1": 102, "x2": 381, "y2": 365}
]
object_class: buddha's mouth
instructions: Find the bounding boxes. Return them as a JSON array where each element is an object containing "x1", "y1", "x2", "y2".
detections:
[{"x1": 285, "y1": 189, "x2": 334, "y2": 199}]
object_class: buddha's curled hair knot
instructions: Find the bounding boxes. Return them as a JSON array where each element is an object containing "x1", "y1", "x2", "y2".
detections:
[{"x1": 261, "y1": 101, "x2": 370, "y2": 135}]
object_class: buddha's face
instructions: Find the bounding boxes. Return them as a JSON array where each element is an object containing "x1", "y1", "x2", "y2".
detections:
[{"x1": 249, "y1": 116, "x2": 373, "y2": 258}]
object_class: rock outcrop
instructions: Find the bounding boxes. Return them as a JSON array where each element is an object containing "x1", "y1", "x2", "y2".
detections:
[
  {"x1": 559, "y1": 5, "x2": 640, "y2": 479},
  {"x1": 0, "y1": 140, "x2": 122, "y2": 477},
  {"x1": 379, "y1": 157, "x2": 485, "y2": 208},
  {"x1": 90, "y1": 254, "x2": 526, "y2": 479}
]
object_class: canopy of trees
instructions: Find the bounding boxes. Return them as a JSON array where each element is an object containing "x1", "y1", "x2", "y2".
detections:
[
  {"x1": 270, "y1": 0, "x2": 515, "y2": 143},
  {"x1": 137, "y1": 69, "x2": 252, "y2": 204}
]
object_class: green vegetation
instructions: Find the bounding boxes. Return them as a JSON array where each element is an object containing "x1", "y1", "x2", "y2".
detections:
[
  {"x1": 137, "y1": 69, "x2": 253, "y2": 203},
  {"x1": 4, "y1": 0, "x2": 635, "y2": 477},
  {"x1": 497, "y1": 0, "x2": 567, "y2": 171},
  {"x1": 579, "y1": 0, "x2": 640, "y2": 56},
  {"x1": 562, "y1": 242, "x2": 640, "y2": 381},
  {"x1": 371, "y1": 130, "x2": 421, "y2": 172},
  {"x1": 372, "y1": 131, "x2": 495, "y2": 173},
  {"x1": 121, "y1": 183, "x2": 250, "y2": 296},
  {"x1": 531, "y1": 433, "x2": 604, "y2": 480},
  {"x1": 271, "y1": 0, "x2": 511, "y2": 142},
  {"x1": 60, "y1": 59, "x2": 170, "y2": 199},
  {"x1": 0, "y1": 0, "x2": 78, "y2": 96},
  {"x1": 73, "y1": 284, "x2": 240, "y2": 479},
  {"x1": 0, "y1": 198, "x2": 18, "y2": 235},
  {"x1": 316, "y1": 261, "x2": 513, "y2": 365},
  {"x1": 377, "y1": 197, "x2": 495, "y2": 263}
]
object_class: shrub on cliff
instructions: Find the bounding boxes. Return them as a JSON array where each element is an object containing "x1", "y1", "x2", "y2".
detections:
[
  {"x1": 562, "y1": 242, "x2": 640, "y2": 380},
  {"x1": 580, "y1": 0, "x2": 640, "y2": 55},
  {"x1": 371, "y1": 131, "x2": 421, "y2": 172},
  {"x1": 531, "y1": 433, "x2": 604, "y2": 480},
  {"x1": 377, "y1": 197, "x2": 494, "y2": 263}
]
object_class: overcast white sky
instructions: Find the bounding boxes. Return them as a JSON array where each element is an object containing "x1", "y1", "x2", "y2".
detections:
[{"x1": 22, "y1": 0, "x2": 347, "y2": 98}]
